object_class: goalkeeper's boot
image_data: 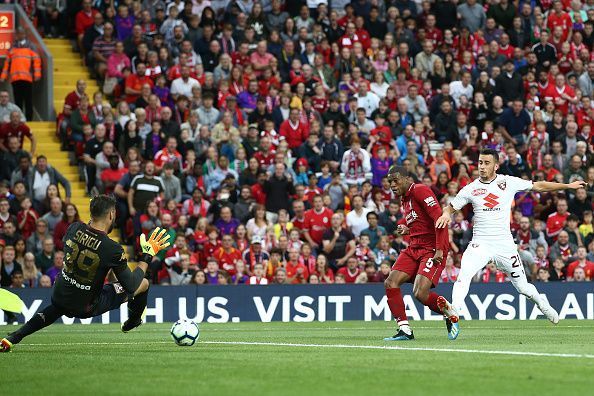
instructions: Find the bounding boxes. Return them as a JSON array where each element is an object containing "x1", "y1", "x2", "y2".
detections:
[
  {"x1": 384, "y1": 329, "x2": 414, "y2": 341},
  {"x1": 121, "y1": 307, "x2": 146, "y2": 333},
  {"x1": 437, "y1": 296, "x2": 460, "y2": 340},
  {"x1": 0, "y1": 338, "x2": 13, "y2": 353},
  {"x1": 121, "y1": 318, "x2": 143, "y2": 333}
]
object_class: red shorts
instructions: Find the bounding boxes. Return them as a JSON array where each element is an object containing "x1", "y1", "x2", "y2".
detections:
[{"x1": 391, "y1": 246, "x2": 445, "y2": 286}]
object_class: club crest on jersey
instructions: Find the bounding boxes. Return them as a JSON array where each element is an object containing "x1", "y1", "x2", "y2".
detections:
[
  {"x1": 497, "y1": 180, "x2": 507, "y2": 191},
  {"x1": 472, "y1": 188, "x2": 487, "y2": 196}
]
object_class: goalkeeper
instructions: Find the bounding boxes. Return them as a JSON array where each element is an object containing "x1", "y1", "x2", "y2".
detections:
[{"x1": 1, "y1": 195, "x2": 170, "y2": 352}]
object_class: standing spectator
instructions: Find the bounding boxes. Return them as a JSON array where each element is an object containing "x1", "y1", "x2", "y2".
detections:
[
  {"x1": 341, "y1": 137, "x2": 371, "y2": 186},
  {"x1": 34, "y1": 237, "x2": 54, "y2": 274},
  {"x1": 53, "y1": 203, "x2": 80, "y2": 251},
  {"x1": 128, "y1": 161, "x2": 165, "y2": 233},
  {"x1": 303, "y1": 195, "x2": 333, "y2": 251},
  {"x1": 263, "y1": 163, "x2": 296, "y2": 214},
  {"x1": 0, "y1": 31, "x2": 41, "y2": 121},
  {"x1": 346, "y1": 195, "x2": 371, "y2": 237}
]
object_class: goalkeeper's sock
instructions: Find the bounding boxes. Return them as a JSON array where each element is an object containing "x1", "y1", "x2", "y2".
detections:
[
  {"x1": 8, "y1": 304, "x2": 63, "y2": 344},
  {"x1": 128, "y1": 289, "x2": 149, "y2": 322},
  {"x1": 424, "y1": 292, "x2": 442, "y2": 315},
  {"x1": 386, "y1": 287, "x2": 408, "y2": 324}
]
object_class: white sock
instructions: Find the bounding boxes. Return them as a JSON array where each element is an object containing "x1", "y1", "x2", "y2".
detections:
[{"x1": 398, "y1": 320, "x2": 412, "y2": 335}]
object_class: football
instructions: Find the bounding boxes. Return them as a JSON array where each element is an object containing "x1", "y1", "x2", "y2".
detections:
[{"x1": 170, "y1": 320, "x2": 200, "y2": 346}]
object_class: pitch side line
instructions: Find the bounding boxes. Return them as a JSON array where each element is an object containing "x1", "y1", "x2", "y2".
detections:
[
  {"x1": 201, "y1": 341, "x2": 594, "y2": 359},
  {"x1": 20, "y1": 340, "x2": 594, "y2": 359}
]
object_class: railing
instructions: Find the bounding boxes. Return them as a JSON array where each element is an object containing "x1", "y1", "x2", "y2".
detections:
[{"x1": 0, "y1": 4, "x2": 53, "y2": 120}]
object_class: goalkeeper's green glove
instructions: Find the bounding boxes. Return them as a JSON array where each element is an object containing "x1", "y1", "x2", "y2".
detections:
[{"x1": 140, "y1": 227, "x2": 171, "y2": 261}]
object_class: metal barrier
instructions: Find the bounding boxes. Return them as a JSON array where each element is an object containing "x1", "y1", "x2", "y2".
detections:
[{"x1": 0, "y1": 4, "x2": 53, "y2": 120}]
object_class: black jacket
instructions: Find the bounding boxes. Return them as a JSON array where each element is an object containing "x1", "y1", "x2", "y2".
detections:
[
  {"x1": 264, "y1": 175, "x2": 295, "y2": 213},
  {"x1": 495, "y1": 72, "x2": 525, "y2": 104},
  {"x1": 434, "y1": 111, "x2": 460, "y2": 146}
]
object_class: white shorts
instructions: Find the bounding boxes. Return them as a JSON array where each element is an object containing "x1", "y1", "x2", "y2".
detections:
[{"x1": 460, "y1": 240, "x2": 526, "y2": 279}]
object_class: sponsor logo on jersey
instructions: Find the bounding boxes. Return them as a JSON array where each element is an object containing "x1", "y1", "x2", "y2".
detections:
[
  {"x1": 424, "y1": 196, "x2": 437, "y2": 207},
  {"x1": 405, "y1": 210, "x2": 418, "y2": 225},
  {"x1": 497, "y1": 180, "x2": 507, "y2": 190},
  {"x1": 483, "y1": 193, "x2": 500, "y2": 209},
  {"x1": 472, "y1": 188, "x2": 487, "y2": 196}
]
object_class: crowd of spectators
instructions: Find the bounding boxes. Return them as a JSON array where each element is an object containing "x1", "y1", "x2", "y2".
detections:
[{"x1": 3, "y1": 0, "x2": 594, "y2": 288}]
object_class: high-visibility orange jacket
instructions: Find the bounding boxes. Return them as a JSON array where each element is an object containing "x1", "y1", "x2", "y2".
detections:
[{"x1": 0, "y1": 47, "x2": 42, "y2": 83}]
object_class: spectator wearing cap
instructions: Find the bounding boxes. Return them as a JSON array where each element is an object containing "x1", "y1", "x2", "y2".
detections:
[{"x1": 242, "y1": 235, "x2": 270, "y2": 271}]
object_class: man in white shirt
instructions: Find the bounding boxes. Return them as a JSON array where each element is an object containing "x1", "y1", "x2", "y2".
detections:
[
  {"x1": 346, "y1": 195, "x2": 371, "y2": 236},
  {"x1": 437, "y1": 148, "x2": 586, "y2": 338},
  {"x1": 354, "y1": 84, "x2": 380, "y2": 118},
  {"x1": 170, "y1": 65, "x2": 200, "y2": 100},
  {"x1": 449, "y1": 71, "x2": 474, "y2": 107}
]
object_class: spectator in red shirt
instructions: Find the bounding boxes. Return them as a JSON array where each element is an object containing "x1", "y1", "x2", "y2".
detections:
[
  {"x1": 285, "y1": 247, "x2": 309, "y2": 284},
  {"x1": 154, "y1": 136, "x2": 183, "y2": 173},
  {"x1": 125, "y1": 62, "x2": 154, "y2": 104},
  {"x1": 279, "y1": 107, "x2": 309, "y2": 150},
  {"x1": 75, "y1": 0, "x2": 99, "y2": 50},
  {"x1": 0, "y1": 111, "x2": 36, "y2": 156},
  {"x1": 543, "y1": 73, "x2": 577, "y2": 116},
  {"x1": 546, "y1": 198, "x2": 570, "y2": 241},
  {"x1": 337, "y1": 257, "x2": 362, "y2": 283},
  {"x1": 250, "y1": 171, "x2": 267, "y2": 205},
  {"x1": 213, "y1": 234, "x2": 243, "y2": 276},
  {"x1": 100, "y1": 155, "x2": 129, "y2": 194},
  {"x1": 546, "y1": 0, "x2": 573, "y2": 42},
  {"x1": 303, "y1": 195, "x2": 333, "y2": 250},
  {"x1": 566, "y1": 246, "x2": 594, "y2": 280}
]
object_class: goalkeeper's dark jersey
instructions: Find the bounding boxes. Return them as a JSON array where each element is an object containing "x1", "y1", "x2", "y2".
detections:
[{"x1": 52, "y1": 222, "x2": 129, "y2": 316}]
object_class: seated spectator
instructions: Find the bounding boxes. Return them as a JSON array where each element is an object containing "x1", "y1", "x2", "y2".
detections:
[
  {"x1": 45, "y1": 250, "x2": 64, "y2": 284},
  {"x1": 41, "y1": 197, "x2": 63, "y2": 234},
  {"x1": 0, "y1": 111, "x2": 36, "y2": 156},
  {"x1": 34, "y1": 237, "x2": 55, "y2": 274},
  {"x1": 53, "y1": 203, "x2": 80, "y2": 251},
  {"x1": 1, "y1": 246, "x2": 22, "y2": 287},
  {"x1": 27, "y1": 156, "x2": 71, "y2": 208},
  {"x1": 21, "y1": 252, "x2": 41, "y2": 287},
  {"x1": 26, "y1": 218, "x2": 49, "y2": 256}
]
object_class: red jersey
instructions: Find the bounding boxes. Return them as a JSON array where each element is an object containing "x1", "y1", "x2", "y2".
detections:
[
  {"x1": 425, "y1": 28, "x2": 443, "y2": 47},
  {"x1": 231, "y1": 52, "x2": 250, "y2": 67},
  {"x1": 401, "y1": 183, "x2": 449, "y2": 252},
  {"x1": 0, "y1": 122, "x2": 32, "y2": 148},
  {"x1": 202, "y1": 240, "x2": 221, "y2": 264},
  {"x1": 546, "y1": 211, "x2": 569, "y2": 240},
  {"x1": 63, "y1": 91, "x2": 83, "y2": 112},
  {"x1": 100, "y1": 167, "x2": 128, "y2": 194},
  {"x1": 566, "y1": 260, "x2": 594, "y2": 280},
  {"x1": 543, "y1": 84, "x2": 575, "y2": 115},
  {"x1": 337, "y1": 266, "x2": 361, "y2": 283},
  {"x1": 285, "y1": 260, "x2": 309, "y2": 284},
  {"x1": 546, "y1": 11, "x2": 573, "y2": 42},
  {"x1": 75, "y1": 9, "x2": 99, "y2": 35},
  {"x1": 292, "y1": 215, "x2": 307, "y2": 235},
  {"x1": 253, "y1": 150, "x2": 276, "y2": 168},
  {"x1": 311, "y1": 97, "x2": 328, "y2": 113},
  {"x1": 125, "y1": 74, "x2": 154, "y2": 103},
  {"x1": 154, "y1": 148, "x2": 182, "y2": 168},
  {"x1": 304, "y1": 207, "x2": 333, "y2": 245},
  {"x1": 279, "y1": 119, "x2": 309, "y2": 149},
  {"x1": 251, "y1": 183, "x2": 267, "y2": 205},
  {"x1": 213, "y1": 247, "x2": 242, "y2": 276},
  {"x1": 498, "y1": 44, "x2": 514, "y2": 59},
  {"x1": 304, "y1": 186, "x2": 323, "y2": 204}
]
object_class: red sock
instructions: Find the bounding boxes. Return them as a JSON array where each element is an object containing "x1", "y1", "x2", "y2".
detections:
[
  {"x1": 425, "y1": 292, "x2": 441, "y2": 315},
  {"x1": 386, "y1": 288, "x2": 408, "y2": 323}
]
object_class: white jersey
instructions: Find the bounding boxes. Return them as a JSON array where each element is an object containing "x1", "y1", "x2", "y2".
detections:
[{"x1": 450, "y1": 174, "x2": 533, "y2": 243}]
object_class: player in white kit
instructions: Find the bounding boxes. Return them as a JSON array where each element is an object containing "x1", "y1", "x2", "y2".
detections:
[{"x1": 436, "y1": 149, "x2": 586, "y2": 339}]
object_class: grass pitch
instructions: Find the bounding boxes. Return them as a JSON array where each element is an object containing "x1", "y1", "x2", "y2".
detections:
[{"x1": 1, "y1": 320, "x2": 593, "y2": 396}]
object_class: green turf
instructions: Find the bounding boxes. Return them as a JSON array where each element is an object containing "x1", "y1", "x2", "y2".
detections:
[{"x1": 1, "y1": 320, "x2": 593, "y2": 396}]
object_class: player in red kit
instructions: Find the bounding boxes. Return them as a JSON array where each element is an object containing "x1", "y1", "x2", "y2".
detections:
[{"x1": 383, "y1": 166, "x2": 459, "y2": 341}]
